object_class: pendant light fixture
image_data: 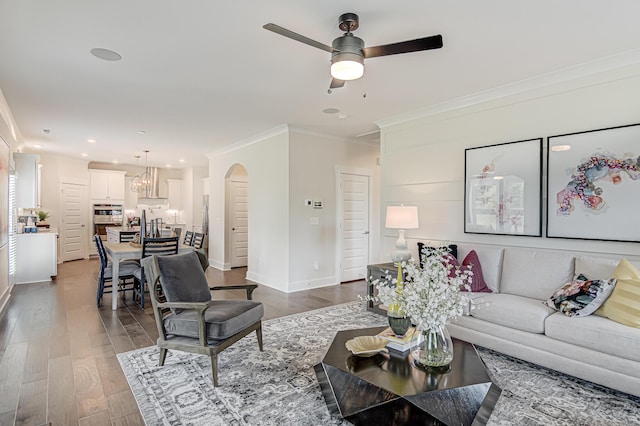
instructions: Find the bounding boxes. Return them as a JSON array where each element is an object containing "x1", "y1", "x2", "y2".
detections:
[{"x1": 131, "y1": 150, "x2": 152, "y2": 194}]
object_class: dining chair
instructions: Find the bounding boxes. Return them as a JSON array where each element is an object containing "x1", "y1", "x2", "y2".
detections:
[
  {"x1": 132, "y1": 236, "x2": 180, "y2": 309},
  {"x1": 172, "y1": 227, "x2": 182, "y2": 242},
  {"x1": 94, "y1": 234, "x2": 139, "y2": 306},
  {"x1": 141, "y1": 251, "x2": 263, "y2": 386},
  {"x1": 192, "y1": 232, "x2": 205, "y2": 249},
  {"x1": 183, "y1": 230, "x2": 194, "y2": 246}
]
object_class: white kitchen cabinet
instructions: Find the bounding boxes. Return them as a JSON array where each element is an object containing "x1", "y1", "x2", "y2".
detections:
[
  {"x1": 14, "y1": 153, "x2": 41, "y2": 208},
  {"x1": 90, "y1": 170, "x2": 126, "y2": 201},
  {"x1": 15, "y1": 229, "x2": 58, "y2": 284},
  {"x1": 167, "y1": 179, "x2": 182, "y2": 210}
]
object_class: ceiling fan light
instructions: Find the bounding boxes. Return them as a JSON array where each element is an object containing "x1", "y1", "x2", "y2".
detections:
[{"x1": 331, "y1": 59, "x2": 364, "y2": 81}]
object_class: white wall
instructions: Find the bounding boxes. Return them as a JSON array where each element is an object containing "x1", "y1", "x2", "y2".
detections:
[
  {"x1": 378, "y1": 60, "x2": 640, "y2": 261},
  {"x1": 288, "y1": 130, "x2": 380, "y2": 291},
  {"x1": 208, "y1": 126, "x2": 290, "y2": 291}
]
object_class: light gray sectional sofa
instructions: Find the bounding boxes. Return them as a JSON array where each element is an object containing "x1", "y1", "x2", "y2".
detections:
[{"x1": 444, "y1": 243, "x2": 640, "y2": 397}]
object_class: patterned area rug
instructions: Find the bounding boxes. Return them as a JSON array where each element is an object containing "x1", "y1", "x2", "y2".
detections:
[{"x1": 118, "y1": 302, "x2": 640, "y2": 425}]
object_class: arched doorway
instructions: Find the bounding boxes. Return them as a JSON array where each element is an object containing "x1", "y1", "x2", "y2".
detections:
[{"x1": 225, "y1": 164, "x2": 248, "y2": 268}]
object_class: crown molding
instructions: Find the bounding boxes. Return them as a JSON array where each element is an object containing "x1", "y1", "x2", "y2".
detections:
[
  {"x1": 207, "y1": 124, "x2": 289, "y2": 158},
  {"x1": 376, "y1": 48, "x2": 640, "y2": 130}
]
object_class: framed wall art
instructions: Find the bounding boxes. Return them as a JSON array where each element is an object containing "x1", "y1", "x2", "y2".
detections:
[
  {"x1": 547, "y1": 123, "x2": 640, "y2": 242},
  {"x1": 464, "y1": 138, "x2": 542, "y2": 236}
]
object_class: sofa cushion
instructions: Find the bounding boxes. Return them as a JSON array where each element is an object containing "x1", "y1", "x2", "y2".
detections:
[
  {"x1": 544, "y1": 277, "x2": 617, "y2": 317},
  {"x1": 598, "y1": 259, "x2": 640, "y2": 328},
  {"x1": 462, "y1": 291, "x2": 492, "y2": 315},
  {"x1": 459, "y1": 250, "x2": 492, "y2": 293},
  {"x1": 457, "y1": 246, "x2": 504, "y2": 292},
  {"x1": 575, "y1": 256, "x2": 619, "y2": 280},
  {"x1": 545, "y1": 312, "x2": 640, "y2": 363},
  {"x1": 470, "y1": 293, "x2": 555, "y2": 334},
  {"x1": 500, "y1": 249, "x2": 575, "y2": 300}
]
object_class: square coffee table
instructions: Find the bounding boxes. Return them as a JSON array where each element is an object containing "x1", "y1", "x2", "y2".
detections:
[{"x1": 314, "y1": 326, "x2": 501, "y2": 426}]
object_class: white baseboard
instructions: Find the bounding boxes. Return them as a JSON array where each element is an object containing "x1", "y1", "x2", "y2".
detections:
[
  {"x1": 243, "y1": 272, "x2": 341, "y2": 293},
  {"x1": 209, "y1": 259, "x2": 230, "y2": 271},
  {"x1": 286, "y1": 276, "x2": 338, "y2": 293}
]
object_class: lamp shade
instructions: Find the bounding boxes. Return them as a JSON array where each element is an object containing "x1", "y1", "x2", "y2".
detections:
[{"x1": 385, "y1": 205, "x2": 419, "y2": 229}]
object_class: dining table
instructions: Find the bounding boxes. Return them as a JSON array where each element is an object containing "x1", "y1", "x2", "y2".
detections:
[{"x1": 103, "y1": 241, "x2": 194, "y2": 310}]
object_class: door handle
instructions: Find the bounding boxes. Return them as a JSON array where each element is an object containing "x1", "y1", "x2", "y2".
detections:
[{"x1": 363, "y1": 230, "x2": 370, "y2": 235}]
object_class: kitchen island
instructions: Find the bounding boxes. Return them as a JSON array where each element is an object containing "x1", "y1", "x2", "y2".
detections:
[
  {"x1": 15, "y1": 227, "x2": 58, "y2": 284},
  {"x1": 106, "y1": 226, "x2": 140, "y2": 243}
]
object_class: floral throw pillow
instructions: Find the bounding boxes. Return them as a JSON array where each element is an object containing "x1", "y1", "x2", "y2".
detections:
[{"x1": 544, "y1": 276, "x2": 617, "y2": 317}]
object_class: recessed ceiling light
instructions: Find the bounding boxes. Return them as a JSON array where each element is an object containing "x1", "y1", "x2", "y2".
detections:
[
  {"x1": 90, "y1": 47, "x2": 122, "y2": 61},
  {"x1": 88, "y1": 139, "x2": 96, "y2": 143},
  {"x1": 112, "y1": 160, "x2": 119, "y2": 164},
  {"x1": 33, "y1": 144, "x2": 42, "y2": 149},
  {"x1": 166, "y1": 164, "x2": 172, "y2": 168},
  {"x1": 551, "y1": 145, "x2": 572, "y2": 152},
  {"x1": 81, "y1": 153, "x2": 88, "y2": 157},
  {"x1": 179, "y1": 159, "x2": 185, "y2": 163},
  {"x1": 322, "y1": 108, "x2": 340, "y2": 114},
  {"x1": 42, "y1": 129, "x2": 51, "y2": 134},
  {"x1": 337, "y1": 114, "x2": 349, "y2": 120},
  {"x1": 137, "y1": 130, "x2": 146, "y2": 134}
]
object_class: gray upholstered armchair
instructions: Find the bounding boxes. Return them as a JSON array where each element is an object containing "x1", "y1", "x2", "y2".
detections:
[{"x1": 141, "y1": 251, "x2": 263, "y2": 386}]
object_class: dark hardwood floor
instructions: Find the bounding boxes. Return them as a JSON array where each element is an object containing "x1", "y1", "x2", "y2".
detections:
[{"x1": 0, "y1": 258, "x2": 367, "y2": 426}]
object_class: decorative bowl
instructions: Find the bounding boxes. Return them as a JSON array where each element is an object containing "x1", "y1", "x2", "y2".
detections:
[{"x1": 345, "y1": 336, "x2": 389, "y2": 357}]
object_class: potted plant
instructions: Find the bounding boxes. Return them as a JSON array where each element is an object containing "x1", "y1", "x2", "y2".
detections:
[{"x1": 37, "y1": 210, "x2": 50, "y2": 227}]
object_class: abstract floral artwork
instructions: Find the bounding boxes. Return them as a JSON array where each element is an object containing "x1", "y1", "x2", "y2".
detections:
[
  {"x1": 547, "y1": 123, "x2": 640, "y2": 242},
  {"x1": 464, "y1": 138, "x2": 542, "y2": 236}
]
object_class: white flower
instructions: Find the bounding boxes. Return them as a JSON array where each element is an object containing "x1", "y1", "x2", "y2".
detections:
[{"x1": 367, "y1": 246, "x2": 472, "y2": 331}]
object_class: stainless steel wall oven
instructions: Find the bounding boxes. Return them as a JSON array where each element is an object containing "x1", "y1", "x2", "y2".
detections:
[{"x1": 93, "y1": 203, "x2": 123, "y2": 239}]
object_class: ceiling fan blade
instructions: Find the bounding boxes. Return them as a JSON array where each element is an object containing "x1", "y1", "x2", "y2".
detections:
[
  {"x1": 263, "y1": 23, "x2": 336, "y2": 53},
  {"x1": 362, "y1": 34, "x2": 443, "y2": 59},
  {"x1": 330, "y1": 78, "x2": 345, "y2": 89}
]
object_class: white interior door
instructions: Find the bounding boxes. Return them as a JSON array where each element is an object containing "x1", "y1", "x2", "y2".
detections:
[
  {"x1": 60, "y1": 181, "x2": 88, "y2": 262},
  {"x1": 229, "y1": 178, "x2": 248, "y2": 268},
  {"x1": 340, "y1": 173, "x2": 370, "y2": 282}
]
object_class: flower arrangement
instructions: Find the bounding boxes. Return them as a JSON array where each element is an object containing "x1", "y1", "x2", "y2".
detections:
[
  {"x1": 369, "y1": 246, "x2": 472, "y2": 331},
  {"x1": 369, "y1": 246, "x2": 475, "y2": 367}
]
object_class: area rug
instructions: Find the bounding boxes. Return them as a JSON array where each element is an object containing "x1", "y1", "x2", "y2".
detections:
[{"x1": 118, "y1": 302, "x2": 640, "y2": 425}]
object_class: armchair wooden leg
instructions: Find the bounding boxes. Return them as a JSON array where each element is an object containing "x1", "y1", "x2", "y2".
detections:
[
  {"x1": 256, "y1": 326, "x2": 263, "y2": 352},
  {"x1": 246, "y1": 287, "x2": 256, "y2": 300},
  {"x1": 159, "y1": 348, "x2": 168, "y2": 366},
  {"x1": 210, "y1": 353, "x2": 219, "y2": 387}
]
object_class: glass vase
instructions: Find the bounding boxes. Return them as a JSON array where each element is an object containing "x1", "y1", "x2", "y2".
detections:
[{"x1": 411, "y1": 325, "x2": 454, "y2": 368}]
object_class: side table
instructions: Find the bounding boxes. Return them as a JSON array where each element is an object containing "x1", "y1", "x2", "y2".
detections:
[{"x1": 366, "y1": 262, "x2": 399, "y2": 315}]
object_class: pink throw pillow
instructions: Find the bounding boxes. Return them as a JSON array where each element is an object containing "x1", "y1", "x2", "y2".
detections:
[
  {"x1": 443, "y1": 252, "x2": 459, "y2": 279},
  {"x1": 461, "y1": 250, "x2": 492, "y2": 293}
]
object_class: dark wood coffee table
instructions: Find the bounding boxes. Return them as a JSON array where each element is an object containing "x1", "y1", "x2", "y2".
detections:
[{"x1": 314, "y1": 326, "x2": 501, "y2": 426}]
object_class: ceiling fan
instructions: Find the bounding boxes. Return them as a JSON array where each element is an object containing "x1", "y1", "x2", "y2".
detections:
[{"x1": 263, "y1": 12, "x2": 443, "y2": 90}]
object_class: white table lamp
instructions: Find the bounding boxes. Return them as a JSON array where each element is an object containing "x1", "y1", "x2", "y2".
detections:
[{"x1": 385, "y1": 205, "x2": 419, "y2": 263}]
